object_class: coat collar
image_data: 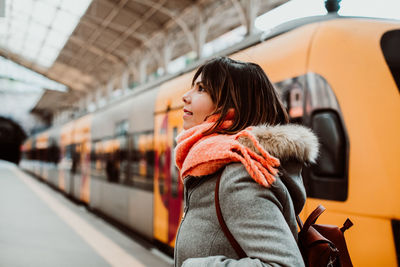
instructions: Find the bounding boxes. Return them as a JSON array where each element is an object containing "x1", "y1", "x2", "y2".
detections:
[{"x1": 238, "y1": 124, "x2": 319, "y2": 164}]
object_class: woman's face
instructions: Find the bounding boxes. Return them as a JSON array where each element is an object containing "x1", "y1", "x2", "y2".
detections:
[{"x1": 182, "y1": 75, "x2": 216, "y2": 130}]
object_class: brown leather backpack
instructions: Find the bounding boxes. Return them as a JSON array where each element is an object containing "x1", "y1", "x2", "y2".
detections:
[
  {"x1": 296, "y1": 205, "x2": 354, "y2": 267},
  {"x1": 214, "y1": 171, "x2": 354, "y2": 266}
]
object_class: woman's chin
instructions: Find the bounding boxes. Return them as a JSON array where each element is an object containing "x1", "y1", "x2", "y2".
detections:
[
  {"x1": 182, "y1": 121, "x2": 191, "y2": 130},
  {"x1": 183, "y1": 119, "x2": 200, "y2": 130}
]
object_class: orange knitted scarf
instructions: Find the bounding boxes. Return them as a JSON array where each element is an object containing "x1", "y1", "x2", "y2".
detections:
[{"x1": 174, "y1": 110, "x2": 280, "y2": 187}]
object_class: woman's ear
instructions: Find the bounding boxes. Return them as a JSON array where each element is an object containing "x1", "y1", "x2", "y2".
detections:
[
  {"x1": 213, "y1": 106, "x2": 223, "y2": 114},
  {"x1": 203, "y1": 107, "x2": 221, "y2": 122}
]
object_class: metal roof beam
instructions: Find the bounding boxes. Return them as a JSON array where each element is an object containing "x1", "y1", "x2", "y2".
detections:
[
  {"x1": 58, "y1": 0, "x2": 129, "y2": 90},
  {"x1": 69, "y1": 35, "x2": 124, "y2": 65},
  {"x1": 93, "y1": 0, "x2": 209, "y2": 86},
  {"x1": 65, "y1": 0, "x2": 129, "y2": 67},
  {"x1": 129, "y1": 0, "x2": 197, "y2": 53},
  {"x1": 82, "y1": 0, "x2": 167, "y2": 75}
]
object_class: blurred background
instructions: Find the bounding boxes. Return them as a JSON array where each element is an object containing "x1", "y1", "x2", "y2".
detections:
[
  {"x1": 0, "y1": 0, "x2": 399, "y2": 137},
  {"x1": 0, "y1": 0, "x2": 399, "y2": 266}
]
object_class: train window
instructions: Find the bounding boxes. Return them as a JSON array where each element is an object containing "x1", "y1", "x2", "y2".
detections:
[
  {"x1": 95, "y1": 137, "x2": 121, "y2": 183},
  {"x1": 65, "y1": 144, "x2": 73, "y2": 160},
  {"x1": 305, "y1": 73, "x2": 340, "y2": 113},
  {"x1": 70, "y1": 144, "x2": 81, "y2": 174},
  {"x1": 126, "y1": 132, "x2": 154, "y2": 191},
  {"x1": 115, "y1": 120, "x2": 129, "y2": 136},
  {"x1": 129, "y1": 134, "x2": 140, "y2": 177},
  {"x1": 143, "y1": 133, "x2": 155, "y2": 191},
  {"x1": 311, "y1": 110, "x2": 346, "y2": 177},
  {"x1": 274, "y1": 73, "x2": 349, "y2": 201},
  {"x1": 48, "y1": 139, "x2": 60, "y2": 164},
  {"x1": 118, "y1": 136, "x2": 129, "y2": 184},
  {"x1": 304, "y1": 73, "x2": 349, "y2": 201},
  {"x1": 307, "y1": 109, "x2": 348, "y2": 201},
  {"x1": 48, "y1": 144, "x2": 60, "y2": 164},
  {"x1": 38, "y1": 149, "x2": 45, "y2": 162},
  {"x1": 381, "y1": 30, "x2": 400, "y2": 93},
  {"x1": 91, "y1": 140, "x2": 107, "y2": 180},
  {"x1": 31, "y1": 148, "x2": 36, "y2": 160},
  {"x1": 146, "y1": 149, "x2": 155, "y2": 181},
  {"x1": 44, "y1": 148, "x2": 49, "y2": 162},
  {"x1": 90, "y1": 143, "x2": 96, "y2": 170},
  {"x1": 274, "y1": 76, "x2": 306, "y2": 124},
  {"x1": 381, "y1": 30, "x2": 400, "y2": 92},
  {"x1": 106, "y1": 151, "x2": 120, "y2": 183}
]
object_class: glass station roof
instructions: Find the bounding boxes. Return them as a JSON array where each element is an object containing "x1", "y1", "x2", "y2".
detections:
[
  {"x1": 0, "y1": 56, "x2": 67, "y2": 92},
  {"x1": 0, "y1": 0, "x2": 92, "y2": 69}
]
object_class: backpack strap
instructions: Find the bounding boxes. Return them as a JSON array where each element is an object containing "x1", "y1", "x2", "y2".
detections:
[
  {"x1": 214, "y1": 171, "x2": 248, "y2": 259},
  {"x1": 300, "y1": 205, "x2": 326, "y2": 232}
]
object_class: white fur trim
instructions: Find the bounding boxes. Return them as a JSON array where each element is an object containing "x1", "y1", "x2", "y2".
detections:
[{"x1": 238, "y1": 124, "x2": 319, "y2": 163}]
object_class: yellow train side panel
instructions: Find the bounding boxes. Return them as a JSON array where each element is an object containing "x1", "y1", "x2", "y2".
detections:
[
  {"x1": 308, "y1": 18, "x2": 400, "y2": 216},
  {"x1": 73, "y1": 115, "x2": 93, "y2": 204},
  {"x1": 308, "y1": 19, "x2": 400, "y2": 266},
  {"x1": 154, "y1": 20, "x2": 400, "y2": 263},
  {"x1": 231, "y1": 23, "x2": 320, "y2": 83},
  {"x1": 153, "y1": 114, "x2": 169, "y2": 243},
  {"x1": 59, "y1": 121, "x2": 75, "y2": 191},
  {"x1": 21, "y1": 139, "x2": 32, "y2": 156},
  {"x1": 154, "y1": 73, "x2": 191, "y2": 244},
  {"x1": 36, "y1": 132, "x2": 49, "y2": 181},
  {"x1": 167, "y1": 109, "x2": 184, "y2": 247}
]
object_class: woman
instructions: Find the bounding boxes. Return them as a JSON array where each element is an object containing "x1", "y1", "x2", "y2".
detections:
[{"x1": 174, "y1": 57, "x2": 319, "y2": 266}]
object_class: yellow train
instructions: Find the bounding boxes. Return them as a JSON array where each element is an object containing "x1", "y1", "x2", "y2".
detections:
[{"x1": 21, "y1": 15, "x2": 400, "y2": 266}]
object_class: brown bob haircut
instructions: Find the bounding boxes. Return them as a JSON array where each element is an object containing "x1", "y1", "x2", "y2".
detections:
[{"x1": 192, "y1": 57, "x2": 289, "y2": 135}]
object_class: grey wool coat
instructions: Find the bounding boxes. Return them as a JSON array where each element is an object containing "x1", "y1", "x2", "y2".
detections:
[{"x1": 174, "y1": 124, "x2": 319, "y2": 267}]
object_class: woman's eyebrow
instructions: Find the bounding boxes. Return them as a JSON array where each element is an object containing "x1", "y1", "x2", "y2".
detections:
[{"x1": 193, "y1": 80, "x2": 207, "y2": 89}]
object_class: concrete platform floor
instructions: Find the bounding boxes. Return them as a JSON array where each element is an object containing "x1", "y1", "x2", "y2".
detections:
[{"x1": 0, "y1": 160, "x2": 173, "y2": 267}]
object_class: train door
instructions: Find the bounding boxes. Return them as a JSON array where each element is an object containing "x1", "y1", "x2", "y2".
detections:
[
  {"x1": 104, "y1": 138, "x2": 120, "y2": 183},
  {"x1": 304, "y1": 21, "x2": 400, "y2": 266},
  {"x1": 118, "y1": 135, "x2": 129, "y2": 184},
  {"x1": 80, "y1": 139, "x2": 91, "y2": 203},
  {"x1": 130, "y1": 131, "x2": 154, "y2": 189},
  {"x1": 274, "y1": 73, "x2": 349, "y2": 203},
  {"x1": 154, "y1": 108, "x2": 184, "y2": 247},
  {"x1": 59, "y1": 121, "x2": 74, "y2": 192},
  {"x1": 47, "y1": 137, "x2": 60, "y2": 187},
  {"x1": 70, "y1": 143, "x2": 78, "y2": 196},
  {"x1": 36, "y1": 132, "x2": 49, "y2": 181},
  {"x1": 20, "y1": 138, "x2": 32, "y2": 169},
  {"x1": 153, "y1": 72, "x2": 201, "y2": 248},
  {"x1": 73, "y1": 115, "x2": 92, "y2": 203}
]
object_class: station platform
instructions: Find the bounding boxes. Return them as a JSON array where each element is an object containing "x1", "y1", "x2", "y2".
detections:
[{"x1": 0, "y1": 160, "x2": 173, "y2": 267}]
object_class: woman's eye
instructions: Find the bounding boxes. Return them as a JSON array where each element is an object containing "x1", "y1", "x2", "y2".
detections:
[{"x1": 198, "y1": 85, "x2": 205, "y2": 92}]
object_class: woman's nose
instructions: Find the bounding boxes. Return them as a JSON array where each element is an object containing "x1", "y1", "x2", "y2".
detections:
[{"x1": 182, "y1": 91, "x2": 190, "y2": 103}]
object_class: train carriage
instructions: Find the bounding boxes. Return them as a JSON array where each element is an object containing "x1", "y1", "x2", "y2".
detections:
[
  {"x1": 59, "y1": 120, "x2": 75, "y2": 193},
  {"x1": 20, "y1": 16, "x2": 400, "y2": 266},
  {"x1": 46, "y1": 125, "x2": 61, "y2": 188},
  {"x1": 88, "y1": 86, "x2": 159, "y2": 239}
]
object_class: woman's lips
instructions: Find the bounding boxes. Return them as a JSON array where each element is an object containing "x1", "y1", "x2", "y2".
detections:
[
  {"x1": 183, "y1": 109, "x2": 192, "y2": 119},
  {"x1": 183, "y1": 109, "x2": 193, "y2": 115}
]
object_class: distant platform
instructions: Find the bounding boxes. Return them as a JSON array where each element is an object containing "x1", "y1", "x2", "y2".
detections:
[{"x1": 0, "y1": 160, "x2": 172, "y2": 267}]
